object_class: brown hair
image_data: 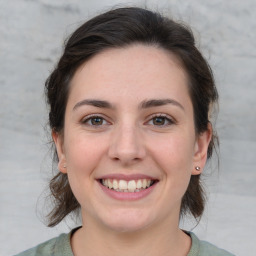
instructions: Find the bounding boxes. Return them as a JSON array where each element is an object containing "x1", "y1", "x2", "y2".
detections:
[{"x1": 45, "y1": 7, "x2": 218, "y2": 227}]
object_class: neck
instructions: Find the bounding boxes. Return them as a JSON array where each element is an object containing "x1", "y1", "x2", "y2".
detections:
[{"x1": 71, "y1": 214, "x2": 191, "y2": 256}]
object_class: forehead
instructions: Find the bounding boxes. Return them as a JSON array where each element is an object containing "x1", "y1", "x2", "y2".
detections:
[{"x1": 68, "y1": 44, "x2": 190, "y2": 107}]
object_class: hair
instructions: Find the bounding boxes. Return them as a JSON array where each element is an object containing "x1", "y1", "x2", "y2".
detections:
[{"x1": 45, "y1": 7, "x2": 218, "y2": 227}]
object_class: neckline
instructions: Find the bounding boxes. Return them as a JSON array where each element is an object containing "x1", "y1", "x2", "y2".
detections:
[{"x1": 65, "y1": 227, "x2": 199, "y2": 256}]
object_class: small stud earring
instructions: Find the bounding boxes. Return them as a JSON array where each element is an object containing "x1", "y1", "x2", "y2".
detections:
[
  {"x1": 195, "y1": 166, "x2": 200, "y2": 171},
  {"x1": 63, "y1": 165, "x2": 67, "y2": 168}
]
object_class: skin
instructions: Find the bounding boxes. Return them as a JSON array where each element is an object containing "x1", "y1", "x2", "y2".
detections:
[{"x1": 53, "y1": 44, "x2": 212, "y2": 256}]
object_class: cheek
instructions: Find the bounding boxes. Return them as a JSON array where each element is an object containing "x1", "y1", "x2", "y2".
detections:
[
  {"x1": 149, "y1": 134, "x2": 195, "y2": 189},
  {"x1": 151, "y1": 133, "x2": 195, "y2": 168},
  {"x1": 63, "y1": 134, "x2": 108, "y2": 205},
  {"x1": 64, "y1": 133, "x2": 108, "y2": 180}
]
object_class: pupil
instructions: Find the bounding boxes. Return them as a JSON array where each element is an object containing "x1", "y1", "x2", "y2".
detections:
[
  {"x1": 92, "y1": 117, "x2": 103, "y2": 125},
  {"x1": 153, "y1": 117, "x2": 165, "y2": 125}
]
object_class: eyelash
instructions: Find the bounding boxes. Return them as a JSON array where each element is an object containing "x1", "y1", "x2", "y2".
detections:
[
  {"x1": 81, "y1": 114, "x2": 175, "y2": 127},
  {"x1": 147, "y1": 114, "x2": 175, "y2": 126},
  {"x1": 81, "y1": 114, "x2": 109, "y2": 127}
]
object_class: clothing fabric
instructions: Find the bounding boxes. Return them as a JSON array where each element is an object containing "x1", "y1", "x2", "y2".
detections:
[{"x1": 14, "y1": 229, "x2": 235, "y2": 256}]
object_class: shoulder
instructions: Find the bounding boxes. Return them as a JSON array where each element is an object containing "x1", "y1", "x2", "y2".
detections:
[
  {"x1": 188, "y1": 232, "x2": 235, "y2": 256},
  {"x1": 14, "y1": 232, "x2": 73, "y2": 256}
]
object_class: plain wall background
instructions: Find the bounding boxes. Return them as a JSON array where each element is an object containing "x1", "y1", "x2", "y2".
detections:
[{"x1": 0, "y1": 0, "x2": 255, "y2": 255}]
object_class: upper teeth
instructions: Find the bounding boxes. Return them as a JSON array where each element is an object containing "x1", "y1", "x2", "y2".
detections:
[{"x1": 102, "y1": 179, "x2": 153, "y2": 192}]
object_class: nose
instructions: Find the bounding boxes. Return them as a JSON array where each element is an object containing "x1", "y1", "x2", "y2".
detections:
[{"x1": 108, "y1": 123, "x2": 146, "y2": 165}]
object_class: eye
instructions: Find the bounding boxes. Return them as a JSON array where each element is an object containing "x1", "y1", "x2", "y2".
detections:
[
  {"x1": 81, "y1": 115, "x2": 108, "y2": 126},
  {"x1": 147, "y1": 114, "x2": 174, "y2": 126}
]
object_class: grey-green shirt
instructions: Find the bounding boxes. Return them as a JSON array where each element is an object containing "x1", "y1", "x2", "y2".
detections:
[{"x1": 14, "y1": 230, "x2": 235, "y2": 256}]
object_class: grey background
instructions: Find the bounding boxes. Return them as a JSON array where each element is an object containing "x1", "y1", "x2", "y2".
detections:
[{"x1": 0, "y1": 0, "x2": 255, "y2": 255}]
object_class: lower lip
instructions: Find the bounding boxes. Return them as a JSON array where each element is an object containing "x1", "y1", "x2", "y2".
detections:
[{"x1": 98, "y1": 181, "x2": 157, "y2": 201}]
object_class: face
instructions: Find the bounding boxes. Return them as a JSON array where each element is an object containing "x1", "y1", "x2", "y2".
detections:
[{"x1": 53, "y1": 45, "x2": 211, "y2": 233}]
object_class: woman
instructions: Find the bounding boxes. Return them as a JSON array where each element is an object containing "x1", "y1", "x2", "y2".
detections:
[{"x1": 16, "y1": 7, "x2": 234, "y2": 256}]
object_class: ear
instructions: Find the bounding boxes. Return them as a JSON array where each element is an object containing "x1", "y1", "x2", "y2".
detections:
[
  {"x1": 52, "y1": 130, "x2": 67, "y2": 174},
  {"x1": 192, "y1": 122, "x2": 212, "y2": 175}
]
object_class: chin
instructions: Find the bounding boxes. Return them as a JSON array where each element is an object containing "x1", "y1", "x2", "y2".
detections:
[
  {"x1": 99, "y1": 208, "x2": 154, "y2": 233},
  {"x1": 105, "y1": 220, "x2": 150, "y2": 234}
]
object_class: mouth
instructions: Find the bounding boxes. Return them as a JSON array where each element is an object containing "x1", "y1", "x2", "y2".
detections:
[{"x1": 99, "y1": 178, "x2": 157, "y2": 193}]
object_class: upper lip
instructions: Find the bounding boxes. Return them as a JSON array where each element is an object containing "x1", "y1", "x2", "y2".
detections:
[{"x1": 97, "y1": 173, "x2": 158, "y2": 181}]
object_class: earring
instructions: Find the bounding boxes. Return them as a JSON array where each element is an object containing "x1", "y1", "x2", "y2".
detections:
[
  {"x1": 195, "y1": 166, "x2": 200, "y2": 171},
  {"x1": 63, "y1": 165, "x2": 67, "y2": 168}
]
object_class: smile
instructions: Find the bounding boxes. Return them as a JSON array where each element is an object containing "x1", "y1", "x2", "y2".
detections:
[{"x1": 100, "y1": 179, "x2": 155, "y2": 192}]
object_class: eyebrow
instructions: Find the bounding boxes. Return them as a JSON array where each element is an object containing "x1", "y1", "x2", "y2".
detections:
[
  {"x1": 139, "y1": 99, "x2": 184, "y2": 110},
  {"x1": 73, "y1": 98, "x2": 184, "y2": 111},
  {"x1": 73, "y1": 99, "x2": 114, "y2": 110}
]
